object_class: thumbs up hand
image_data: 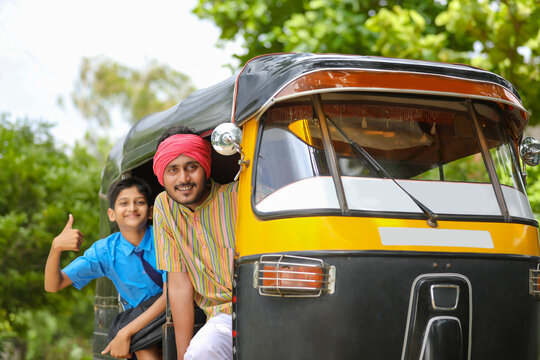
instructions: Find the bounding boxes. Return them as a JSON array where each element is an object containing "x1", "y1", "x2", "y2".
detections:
[{"x1": 52, "y1": 214, "x2": 84, "y2": 252}]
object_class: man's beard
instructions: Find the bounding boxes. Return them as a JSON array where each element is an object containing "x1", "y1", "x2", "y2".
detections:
[{"x1": 167, "y1": 181, "x2": 210, "y2": 208}]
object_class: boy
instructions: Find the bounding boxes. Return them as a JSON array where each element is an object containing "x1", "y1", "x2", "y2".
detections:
[{"x1": 44, "y1": 177, "x2": 166, "y2": 360}]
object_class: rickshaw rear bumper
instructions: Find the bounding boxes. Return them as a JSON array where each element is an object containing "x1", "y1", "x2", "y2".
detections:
[{"x1": 233, "y1": 251, "x2": 540, "y2": 360}]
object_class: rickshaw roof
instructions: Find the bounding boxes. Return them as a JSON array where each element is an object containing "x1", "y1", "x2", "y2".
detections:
[{"x1": 102, "y1": 53, "x2": 525, "y2": 189}]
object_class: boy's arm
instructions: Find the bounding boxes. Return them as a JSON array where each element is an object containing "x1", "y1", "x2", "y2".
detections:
[
  {"x1": 44, "y1": 214, "x2": 83, "y2": 292},
  {"x1": 101, "y1": 290, "x2": 167, "y2": 358},
  {"x1": 169, "y1": 271, "x2": 194, "y2": 359}
]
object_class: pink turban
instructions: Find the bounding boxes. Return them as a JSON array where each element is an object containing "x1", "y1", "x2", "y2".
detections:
[{"x1": 153, "y1": 134, "x2": 212, "y2": 186}]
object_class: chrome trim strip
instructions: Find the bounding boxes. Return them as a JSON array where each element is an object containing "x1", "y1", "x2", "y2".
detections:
[
  {"x1": 313, "y1": 94, "x2": 349, "y2": 213},
  {"x1": 253, "y1": 261, "x2": 260, "y2": 289},
  {"x1": 529, "y1": 263, "x2": 540, "y2": 297},
  {"x1": 419, "y1": 316, "x2": 462, "y2": 360},
  {"x1": 400, "y1": 273, "x2": 472, "y2": 360},
  {"x1": 430, "y1": 284, "x2": 460, "y2": 310},
  {"x1": 327, "y1": 265, "x2": 336, "y2": 295},
  {"x1": 466, "y1": 99, "x2": 510, "y2": 221},
  {"x1": 230, "y1": 75, "x2": 239, "y2": 123}
]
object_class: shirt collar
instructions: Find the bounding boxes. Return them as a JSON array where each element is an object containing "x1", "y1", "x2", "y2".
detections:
[{"x1": 119, "y1": 225, "x2": 152, "y2": 256}]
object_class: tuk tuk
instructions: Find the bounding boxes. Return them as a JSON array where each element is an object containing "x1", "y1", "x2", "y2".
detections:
[{"x1": 94, "y1": 53, "x2": 540, "y2": 359}]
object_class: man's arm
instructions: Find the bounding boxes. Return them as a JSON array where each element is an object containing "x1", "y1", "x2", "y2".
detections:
[
  {"x1": 153, "y1": 196, "x2": 194, "y2": 357},
  {"x1": 44, "y1": 214, "x2": 82, "y2": 292},
  {"x1": 101, "y1": 291, "x2": 167, "y2": 358},
  {"x1": 169, "y1": 271, "x2": 194, "y2": 359}
]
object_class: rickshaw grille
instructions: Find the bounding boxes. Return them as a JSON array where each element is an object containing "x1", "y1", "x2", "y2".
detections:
[
  {"x1": 529, "y1": 265, "x2": 540, "y2": 298},
  {"x1": 253, "y1": 254, "x2": 336, "y2": 297}
]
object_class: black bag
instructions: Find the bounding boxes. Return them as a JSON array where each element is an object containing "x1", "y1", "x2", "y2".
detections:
[
  {"x1": 162, "y1": 311, "x2": 177, "y2": 359},
  {"x1": 108, "y1": 293, "x2": 166, "y2": 353}
]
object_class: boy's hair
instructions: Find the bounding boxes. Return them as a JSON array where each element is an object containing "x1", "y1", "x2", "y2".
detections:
[
  {"x1": 156, "y1": 125, "x2": 197, "y2": 149},
  {"x1": 107, "y1": 177, "x2": 153, "y2": 209}
]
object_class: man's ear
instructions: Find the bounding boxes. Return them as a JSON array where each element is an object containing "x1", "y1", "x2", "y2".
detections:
[
  {"x1": 148, "y1": 206, "x2": 154, "y2": 220},
  {"x1": 107, "y1": 208, "x2": 116, "y2": 222}
]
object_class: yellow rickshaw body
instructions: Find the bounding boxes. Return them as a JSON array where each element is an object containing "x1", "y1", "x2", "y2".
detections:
[{"x1": 97, "y1": 54, "x2": 540, "y2": 360}]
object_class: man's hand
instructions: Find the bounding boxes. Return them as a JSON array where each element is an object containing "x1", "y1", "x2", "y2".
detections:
[
  {"x1": 101, "y1": 329, "x2": 132, "y2": 359},
  {"x1": 52, "y1": 214, "x2": 84, "y2": 252}
]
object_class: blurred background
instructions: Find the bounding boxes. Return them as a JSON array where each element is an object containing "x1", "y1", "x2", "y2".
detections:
[{"x1": 1, "y1": 0, "x2": 539, "y2": 358}]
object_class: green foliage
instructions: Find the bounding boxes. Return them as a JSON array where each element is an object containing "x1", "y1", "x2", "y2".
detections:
[
  {"x1": 193, "y1": 0, "x2": 540, "y2": 123},
  {"x1": 2, "y1": 308, "x2": 93, "y2": 360},
  {"x1": 194, "y1": 0, "x2": 540, "y2": 220},
  {"x1": 414, "y1": 153, "x2": 490, "y2": 183},
  {"x1": 526, "y1": 163, "x2": 540, "y2": 219},
  {"x1": 434, "y1": 0, "x2": 540, "y2": 120},
  {"x1": 71, "y1": 57, "x2": 196, "y2": 127},
  {"x1": 194, "y1": 0, "x2": 445, "y2": 61},
  {"x1": 0, "y1": 114, "x2": 101, "y2": 358}
]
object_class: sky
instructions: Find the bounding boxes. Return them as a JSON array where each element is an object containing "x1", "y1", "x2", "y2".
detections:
[{"x1": 0, "y1": 0, "x2": 241, "y2": 146}]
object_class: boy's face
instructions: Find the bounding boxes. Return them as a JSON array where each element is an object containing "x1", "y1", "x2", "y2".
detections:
[
  {"x1": 163, "y1": 153, "x2": 209, "y2": 210},
  {"x1": 107, "y1": 186, "x2": 152, "y2": 231}
]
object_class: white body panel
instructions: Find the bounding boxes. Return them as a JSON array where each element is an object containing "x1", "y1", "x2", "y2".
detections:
[
  {"x1": 379, "y1": 227, "x2": 494, "y2": 248},
  {"x1": 256, "y1": 176, "x2": 534, "y2": 220}
]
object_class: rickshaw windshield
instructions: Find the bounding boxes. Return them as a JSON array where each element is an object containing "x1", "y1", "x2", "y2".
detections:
[{"x1": 254, "y1": 93, "x2": 533, "y2": 220}]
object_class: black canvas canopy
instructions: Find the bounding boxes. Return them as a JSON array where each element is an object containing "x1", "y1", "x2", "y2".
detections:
[{"x1": 101, "y1": 53, "x2": 523, "y2": 190}]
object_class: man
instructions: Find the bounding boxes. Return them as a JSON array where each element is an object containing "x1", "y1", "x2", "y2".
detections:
[{"x1": 152, "y1": 125, "x2": 237, "y2": 360}]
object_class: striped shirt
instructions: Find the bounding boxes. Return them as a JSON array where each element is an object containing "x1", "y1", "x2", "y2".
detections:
[{"x1": 153, "y1": 180, "x2": 238, "y2": 318}]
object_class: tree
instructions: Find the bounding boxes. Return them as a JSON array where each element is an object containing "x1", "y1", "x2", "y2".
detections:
[
  {"x1": 193, "y1": 0, "x2": 540, "y2": 123},
  {"x1": 194, "y1": 0, "x2": 540, "y2": 220},
  {"x1": 365, "y1": 1, "x2": 540, "y2": 120},
  {"x1": 0, "y1": 114, "x2": 102, "y2": 359},
  {"x1": 14, "y1": 56, "x2": 196, "y2": 359},
  {"x1": 71, "y1": 57, "x2": 196, "y2": 128},
  {"x1": 1, "y1": 53, "x2": 195, "y2": 359},
  {"x1": 526, "y1": 164, "x2": 540, "y2": 218}
]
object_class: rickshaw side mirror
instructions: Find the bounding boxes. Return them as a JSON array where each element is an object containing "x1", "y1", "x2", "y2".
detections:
[
  {"x1": 520, "y1": 136, "x2": 540, "y2": 166},
  {"x1": 211, "y1": 123, "x2": 243, "y2": 156}
]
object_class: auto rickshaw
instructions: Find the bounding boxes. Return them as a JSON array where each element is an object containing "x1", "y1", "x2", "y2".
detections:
[{"x1": 94, "y1": 53, "x2": 540, "y2": 359}]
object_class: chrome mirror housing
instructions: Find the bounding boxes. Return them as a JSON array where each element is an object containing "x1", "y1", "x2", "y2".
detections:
[
  {"x1": 520, "y1": 137, "x2": 540, "y2": 166},
  {"x1": 211, "y1": 123, "x2": 243, "y2": 156}
]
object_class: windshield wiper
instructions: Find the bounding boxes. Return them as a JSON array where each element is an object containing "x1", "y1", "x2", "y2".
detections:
[{"x1": 325, "y1": 115, "x2": 439, "y2": 228}]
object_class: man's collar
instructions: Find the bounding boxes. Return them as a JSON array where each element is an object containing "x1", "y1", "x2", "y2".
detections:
[{"x1": 192, "y1": 180, "x2": 218, "y2": 211}]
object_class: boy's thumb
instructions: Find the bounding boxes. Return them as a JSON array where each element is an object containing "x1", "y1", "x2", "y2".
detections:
[
  {"x1": 63, "y1": 214, "x2": 74, "y2": 230},
  {"x1": 101, "y1": 343, "x2": 110, "y2": 355}
]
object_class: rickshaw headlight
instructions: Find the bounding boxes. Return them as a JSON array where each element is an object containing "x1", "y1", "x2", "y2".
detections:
[{"x1": 254, "y1": 254, "x2": 336, "y2": 297}]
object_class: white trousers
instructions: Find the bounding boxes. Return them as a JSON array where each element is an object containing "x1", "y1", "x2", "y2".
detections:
[{"x1": 184, "y1": 313, "x2": 233, "y2": 360}]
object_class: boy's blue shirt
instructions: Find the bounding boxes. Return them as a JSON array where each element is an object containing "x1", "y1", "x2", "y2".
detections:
[{"x1": 63, "y1": 225, "x2": 166, "y2": 309}]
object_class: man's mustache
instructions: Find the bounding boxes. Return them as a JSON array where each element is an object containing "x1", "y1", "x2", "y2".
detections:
[{"x1": 174, "y1": 183, "x2": 195, "y2": 190}]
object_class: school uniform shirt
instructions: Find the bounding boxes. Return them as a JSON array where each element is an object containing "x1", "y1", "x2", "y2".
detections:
[
  {"x1": 154, "y1": 181, "x2": 238, "y2": 318},
  {"x1": 63, "y1": 225, "x2": 166, "y2": 310}
]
